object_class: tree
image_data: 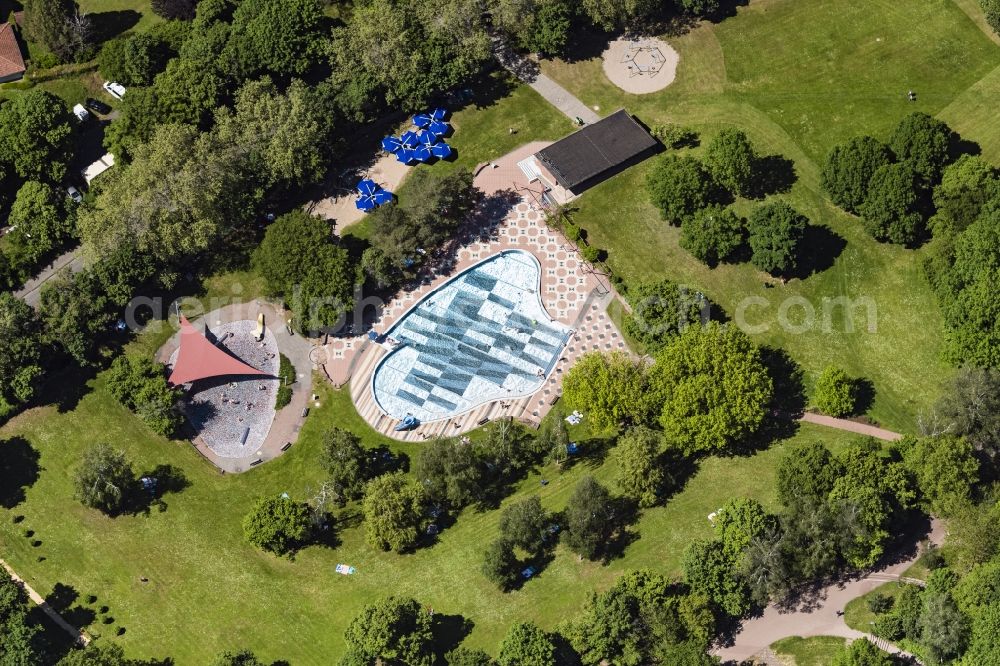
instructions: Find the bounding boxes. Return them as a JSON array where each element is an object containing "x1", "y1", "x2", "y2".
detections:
[
  {"x1": 212, "y1": 649, "x2": 265, "y2": 666},
  {"x1": 859, "y1": 162, "x2": 926, "y2": 245},
  {"x1": 446, "y1": 646, "x2": 496, "y2": 666},
  {"x1": 831, "y1": 638, "x2": 893, "y2": 666},
  {"x1": 536, "y1": 410, "x2": 570, "y2": 468},
  {"x1": 562, "y1": 351, "x2": 652, "y2": 430},
  {"x1": 5, "y1": 180, "x2": 77, "y2": 272},
  {"x1": 776, "y1": 442, "x2": 844, "y2": 507},
  {"x1": 616, "y1": 426, "x2": 665, "y2": 508},
  {"x1": 954, "y1": 558, "x2": 1000, "y2": 615},
  {"x1": 715, "y1": 498, "x2": 773, "y2": 559},
  {"x1": 57, "y1": 643, "x2": 141, "y2": 665},
  {"x1": 682, "y1": 538, "x2": 752, "y2": 617},
  {"x1": 22, "y1": 0, "x2": 84, "y2": 62},
  {"x1": 74, "y1": 444, "x2": 135, "y2": 515},
  {"x1": 39, "y1": 268, "x2": 114, "y2": 366},
  {"x1": 564, "y1": 476, "x2": 617, "y2": 561},
  {"x1": 650, "y1": 323, "x2": 773, "y2": 452},
  {"x1": 481, "y1": 538, "x2": 519, "y2": 591},
  {"x1": 812, "y1": 366, "x2": 859, "y2": 417},
  {"x1": 963, "y1": 602, "x2": 1000, "y2": 665},
  {"x1": 98, "y1": 33, "x2": 169, "y2": 87},
  {"x1": 900, "y1": 435, "x2": 979, "y2": 517},
  {"x1": 105, "y1": 354, "x2": 183, "y2": 437},
  {"x1": 645, "y1": 154, "x2": 716, "y2": 225},
  {"x1": 984, "y1": 0, "x2": 1000, "y2": 36},
  {"x1": 319, "y1": 428, "x2": 370, "y2": 505},
  {"x1": 0, "y1": 293, "x2": 44, "y2": 413},
  {"x1": 624, "y1": 279, "x2": 710, "y2": 353},
  {"x1": 414, "y1": 437, "x2": 483, "y2": 508},
  {"x1": 932, "y1": 154, "x2": 1000, "y2": 233},
  {"x1": 704, "y1": 128, "x2": 757, "y2": 197},
  {"x1": 920, "y1": 588, "x2": 969, "y2": 664},
  {"x1": 151, "y1": 0, "x2": 198, "y2": 20},
  {"x1": 822, "y1": 136, "x2": 895, "y2": 214},
  {"x1": 362, "y1": 472, "x2": 425, "y2": 552},
  {"x1": 0, "y1": 89, "x2": 74, "y2": 182},
  {"x1": 242, "y1": 495, "x2": 312, "y2": 555},
  {"x1": 675, "y1": 0, "x2": 719, "y2": 16},
  {"x1": 889, "y1": 112, "x2": 952, "y2": 184},
  {"x1": 747, "y1": 201, "x2": 807, "y2": 275},
  {"x1": 497, "y1": 622, "x2": 558, "y2": 666},
  {"x1": 498, "y1": 495, "x2": 548, "y2": 554},
  {"x1": 221, "y1": 0, "x2": 327, "y2": 77},
  {"x1": 680, "y1": 205, "x2": 745, "y2": 266},
  {"x1": 579, "y1": 0, "x2": 656, "y2": 30},
  {"x1": 0, "y1": 572, "x2": 39, "y2": 665},
  {"x1": 934, "y1": 367, "x2": 1000, "y2": 455},
  {"x1": 342, "y1": 596, "x2": 435, "y2": 666}
]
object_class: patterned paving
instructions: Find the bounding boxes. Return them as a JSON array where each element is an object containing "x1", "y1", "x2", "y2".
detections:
[{"x1": 323, "y1": 191, "x2": 628, "y2": 440}]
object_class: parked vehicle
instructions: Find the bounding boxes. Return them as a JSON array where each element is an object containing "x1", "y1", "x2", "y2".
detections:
[
  {"x1": 67, "y1": 186, "x2": 83, "y2": 204},
  {"x1": 102, "y1": 81, "x2": 126, "y2": 100},
  {"x1": 85, "y1": 97, "x2": 112, "y2": 114},
  {"x1": 72, "y1": 104, "x2": 90, "y2": 122}
]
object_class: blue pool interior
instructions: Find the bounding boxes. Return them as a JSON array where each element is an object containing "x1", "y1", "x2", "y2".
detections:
[{"x1": 372, "y1": 250, "x2": 573, "y2": 423}]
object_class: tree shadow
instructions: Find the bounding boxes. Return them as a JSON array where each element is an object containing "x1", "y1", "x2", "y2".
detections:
[
  {"x1": 26, "y1": 606, "x2": 77, "y2": 663},
  {"x1": 745, "y1": 154, "x2": 797, "y2": 200},
  {"x1": 88, "y1": 10, "x2": 141, "y2": 43},
  {"x1": 707, "y1": 0, "x2": 751, "y2": 22},
  {"x1": 852, "y1": 377, "x2": 876, "y2": 416},
  {"x1": 554, "y1": 26, "x2": 612, "y2": 63},
  {"x1": 45, "y1": 583, "x2": 97, "y2": 628},
  {"x1": 948, "y1": 132, "x2": 981, "y2": 162},
  {"x1": 0, "y1": 436, "x2": 40, "y2": 509},
  {"x1": 431, "y1": 613, "x2": 473, "y2": 660},
  {"x1": 762, "y1": 346, "x2": 807, "y2": 417},
  {"x1": 127, "y1": 464, "x2": 190, "y2": 514},
  {"x1": 658, "y1": 447, "x2": 700, "y2": 501},
  {"x1": 602, "y1": 496, "x2": 641, "y2": 562},
  {"x1": 786, "y1": 224, "x2": 847, "y2": 280}
]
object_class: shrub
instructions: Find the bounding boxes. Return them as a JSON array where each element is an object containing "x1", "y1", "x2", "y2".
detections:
[
  {"x1": 812, "y1": 366, "x2": 858, "y2": 417},
  {"x1": 623, "y1": 278, "x2": 710, "y2": 352},
  {"x1": 867, "y1": 592, "x2": 895, "y2": 614},
  {"x1": 580, "y1": 244, "x2": 601, "y2": 263},
  {"x1": 564, "y1": 222, "x2": 581, "y2": 242},
  {"x1": 652, "y1": 123, "x2": 699, "y2": 148},
  {"x1": 242, "y1": 495, "x2": 313, "y2": 555},
  {"x1": 680, "y1": 205, "x2": 745, "y2": 266},
  {"x1": 275, "y1": 353, "x2": 295, "y2": 409},
  {"x1": 106, "y1": 355, "x2": 183, "y2": 437},
  {"x1": 984, "y1": 0, "x2": 1000, "y2": 35}
]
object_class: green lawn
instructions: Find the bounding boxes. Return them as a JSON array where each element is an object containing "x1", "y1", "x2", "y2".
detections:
[
  {"x1": 771, "y1": 636, "x2": 847, "y2": 666},
  {"x1": 537, "y1": 0, "x2": 1000, "y2": 431},
  {"x1": 843, "y1": 582, "x2": 927, "y2": 660},
  {"x1": 0, "y1": 347, "x2": 860, "y2": 663}
]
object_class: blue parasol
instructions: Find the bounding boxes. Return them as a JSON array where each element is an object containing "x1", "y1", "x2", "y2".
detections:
[
  {"x1": 412, "y1": 145, "x2": 432, "y2": 162},
  {"x1": 430, "y1": 141, "x2": 453, "y2": 159},
  {"x1": 412, "y1": 113, "x2": 432, "y2": 128},
  {"x1": 428, "y1": 120, "x2": 449, "y2": 137},
  {"x1": 400, "y1": 130, "x2": 420, "y2": 149},
  {"x1": 417, "y1": 130, "x2": 436, "y2": 147},
  {"x1": 431, "y1": 107, "x2": 448, "y2": 121},
  {"x1": 356, "y1": 179, "x2": 378, "y2": 197},
  {"x1": 355, "y1": 197, "x2": 376, "y2": 212},
  {"x1": 373, "y1": 189, "x2": 394, "y2": 205},
  {"x1": 396, "y1": 148, "x2": 416, "y2": 164},
  {"x1": 381, "y1": 136, "x2": 403, "y2": 153}
]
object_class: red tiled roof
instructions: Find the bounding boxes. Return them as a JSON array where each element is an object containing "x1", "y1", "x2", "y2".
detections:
[{"x1": 0, "y1": 22, "x2": 25, "y2": 80}]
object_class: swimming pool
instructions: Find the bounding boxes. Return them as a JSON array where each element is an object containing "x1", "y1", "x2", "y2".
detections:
[{"x1": 371, "y1": 250, "x2": 572, "y2": 423}]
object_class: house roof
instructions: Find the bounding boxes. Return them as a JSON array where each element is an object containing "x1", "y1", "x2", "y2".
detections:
[
  {"x1": 0, "y1": 22, "x2": 25, "y2": 80},
  {"x1": 535, "y1": 109, "x2": 657, "y2": 190},
  {"x1": 168, "y1": 315, "x2": 270, "y2": 386}
]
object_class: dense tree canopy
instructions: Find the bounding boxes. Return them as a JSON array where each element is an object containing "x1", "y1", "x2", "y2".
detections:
[
  {"x1": 223, "y1": 0, "x2": 327, "y2": 78},
  {"x1": 889, "y1": 112, "x2": 952, "y2": 184},
  {"x1": 623, "y1": 278, "x2": 709, "y2": 352},
  {"x1": 776, "y1": 441, "x2": 844, "y2": 507},
  {"x1": 489, "y1": 0, "x2": 572, "y2": 55},
  {"x1": 98, "y1": 33, "x2": 170, "y2": 87},
  {"x1": 645, "y1": 154, "x2": 716, "y2": 225},
  {"x1": 0, "y1": 572, "x2": 39, "y2": 665},
  {"x1": 414, "y1": 437, "x2": 483, "y2": 509},
  {"x1": 831, "y1": 638, "x2": 894, "y2": 666},
  {"x1": 932, "y1": 154, "x2": 1000, "y2": 234},
  {"x1": 499, "y1": 495, "x2": 548, "y2": 555},
  {"x1": 342, "y1": 596, "x2": 435, "y2": 666},
  {"x1": 616, "y1": 426, "x2": 666, "y2": 508},
  {"x1": 650, "y1": 323, "x2": 773, "y2": 452},
  {"x1": 747, "y1": 201, "x2": 806, "y2": 275},
  {"x1": 497, "y1": 621, "x2": 558, "y2": 666},
  {"x1": 680, "y1": 205, "x2": 745, "y2": 266},
  {"x1": 4, "y1": 180, "x2": 77, "y2": 274},
  {"x1": 319, "y1": 427, "x2": 372, "y2": 505},
  {"x1": 39, "y1": 268, "x2": 114, "y2": 366},
  {"x1": 22, "y1": 0, "x2": 87, "y2": 62},
  {"x1": 821, "y1": 136, "x2": 895, "y2": 214},
  {"x1": 362, "y1": 472, "x2": 426, "y2": 552},
  {"x1": 0, "y1": 90, "x2": 75, "y2": 183},
  {"x1": 242, "y1": 495, "x2": 313, "y2": 555},
  {"x1": 0, "y1": 294, "x2": 44, "y2": 413},
  {"x1": 900, "y1": 434, "x2": 979, "y2": 517},
  {"x1": 105, "y1": 354, "x2": 183, "y2": 437},
  {"x1": 812, "y1": 365, "x2": 859, "y2": 417},
  {"x1": 984, "y1": 0, "x2": 1000, "y2": 36},
  {"x1": 564, "y1": 476, "x2": 617, "y2": 561}
]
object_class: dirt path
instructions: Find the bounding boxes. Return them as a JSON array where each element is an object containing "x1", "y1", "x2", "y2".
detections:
[
  {"x1": 714, "y1": 520, "x2": 944, "y2": 664},
  {"x1": 799, "y1": 412, "x2": 903, "y2": 441},
  {"x1": 0, "y1": 558, "x2": 89, "y2": 646}
]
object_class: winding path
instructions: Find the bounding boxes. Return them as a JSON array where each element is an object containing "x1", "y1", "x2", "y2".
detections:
[
  {"x1": 714, "y1": 520, "x2": 943, "y2": 664},
  {"x1": 0, "y1": 558, "x2": 89, "y2": 646}
]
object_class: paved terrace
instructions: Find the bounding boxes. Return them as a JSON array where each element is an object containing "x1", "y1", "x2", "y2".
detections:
[{"x1": 319, "y1": 145, "x2": 629, "y2": 441}]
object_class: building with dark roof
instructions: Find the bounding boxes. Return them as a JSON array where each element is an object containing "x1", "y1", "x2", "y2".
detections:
[
  {"x1": 524, "y1": 110, "x2": 658, "y2": 199},
  {"x1": 0, "y1": 21, "x2": 26, "y2": 84}
]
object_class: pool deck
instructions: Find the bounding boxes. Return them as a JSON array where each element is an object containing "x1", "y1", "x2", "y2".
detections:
[{"x1": 320, "y1": 150, "x2": 631, "y2": 439}]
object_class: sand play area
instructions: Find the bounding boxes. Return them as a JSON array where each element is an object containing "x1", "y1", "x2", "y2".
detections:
[{"x1": 602, "y1": 38, "x2": 679, "y2": 94}]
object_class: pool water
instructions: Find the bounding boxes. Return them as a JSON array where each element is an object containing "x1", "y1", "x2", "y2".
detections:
[{"x1": 372, "y1": 250, "x2": 572, "y2": 423}]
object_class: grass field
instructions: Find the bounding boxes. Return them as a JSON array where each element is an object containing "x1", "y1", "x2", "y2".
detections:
[
  {"x1": 770, "y1": 636, "x2": 847, "y2": 666},
  {"x1": 538, "y1": 0, "x2": 1000, "y2": 431},
  {"x1": 0, "y1": 341, "x2": 860, "y2": 663}
]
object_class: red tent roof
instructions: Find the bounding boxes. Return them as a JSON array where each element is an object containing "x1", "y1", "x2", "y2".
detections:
[{"x1": 168, "y1": 315, "x2": 269, "y2": 386}]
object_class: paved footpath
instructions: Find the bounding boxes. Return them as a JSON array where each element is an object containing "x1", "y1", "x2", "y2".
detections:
[
  {"x1": 800, "y1": 412, "x2": 903, "y2": 441},
  {"x1": 1, "y1": 558, "x2": 89, "y2": 646},
  {"x1": 493, "y1": 38, "x2": 600, "y2": 125},
  {"x1": 14, "y1": 247, "x2": 84, "y2": 308},
  {"x1": 714, "y1": 520, "x2": 943, "y2": 664}
]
